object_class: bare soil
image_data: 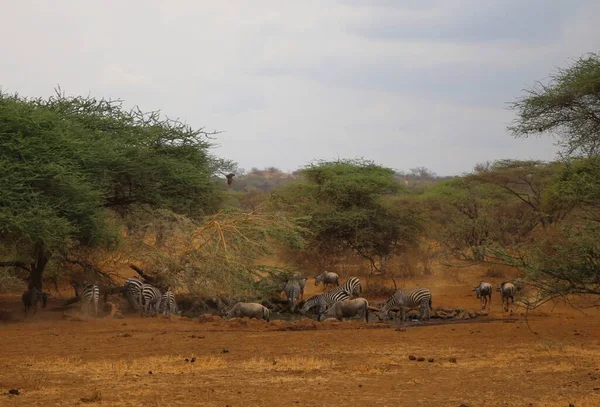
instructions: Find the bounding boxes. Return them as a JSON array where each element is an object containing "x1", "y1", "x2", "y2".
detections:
[{"x1": 1, "y1": 270, "x2": 599, "y2": 407}]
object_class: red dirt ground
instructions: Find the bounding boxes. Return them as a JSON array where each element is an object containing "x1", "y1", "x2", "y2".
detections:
[{"x1": 1, "y1": 270, "x2": 599, "y2": 407}]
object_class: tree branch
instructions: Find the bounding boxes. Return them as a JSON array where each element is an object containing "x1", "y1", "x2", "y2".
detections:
[{"x1": 0, "y1": 261, "x2": 31, "y2": 272}]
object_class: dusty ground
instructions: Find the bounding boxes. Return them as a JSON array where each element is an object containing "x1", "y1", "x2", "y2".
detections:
[{"x1": 1, "y1": 271, "x2": 599, "y2": 407}]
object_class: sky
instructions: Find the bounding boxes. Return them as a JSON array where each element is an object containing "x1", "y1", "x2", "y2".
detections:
[{"x1": 2, "y1": 0, "x2": 599, "y2": 176}]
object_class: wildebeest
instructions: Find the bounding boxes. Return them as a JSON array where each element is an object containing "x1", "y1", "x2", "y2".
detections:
[
  {"x1": 498, "y1": 282, "x2": 516, "y2": 314},
  {"x1": 317, "y1": 298, "x2": 369, "y2": 322},
  {"x1": 225, "y1": 302, "x2": 270, "y2": 322},
  {"x1": 314, "y1": 271, "x2": 339, "y2": 290},
  {"x1": 473, "y1": 281, "x2": 492, "y2": 310},
  {"x1": 21, "y1": 287, "x2": 50, "y2": 315}
]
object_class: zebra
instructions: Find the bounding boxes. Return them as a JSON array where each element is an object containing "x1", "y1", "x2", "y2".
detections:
[
  {"x1": 283, "y1": 280, "x2": 301, "y2": 312},
  {"x1": 139, "y1": 283, "x2": 162, "y2": 317},
  {"x1": 299, "y1": 286, "x2": 350, "y2": 315},
  {"x1": 473, "y1": 281, "x2": 492, "y2": 310},
  {"x1": 340, "y1": 276, "x2": 361, "y2": 298},
  {"x1": 21, "y1": 287, "x2": 49, "y2": 315},
  {"x1": 379, "y1": 287, "x2": 432, "y2": 322},
  {"x1": 122, "y1": 277, "x2": 144, "y2": 311},
  {"x1": 160, "y1": 289, "x2": 179, "y2": 316},
  {"x1": 80, "y1": 284, "x2": 100, "y2": 316},
  {"x1": 314, "y1": 271, "x2": 339, "y2": 290},
  {"x1": 498, "y1": 282, "x2": 516, "y2": 314}
]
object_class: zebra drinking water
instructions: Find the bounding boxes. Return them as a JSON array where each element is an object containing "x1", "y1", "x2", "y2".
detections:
[
  {"x1": 299, "y1": 286, "x2": 350, "y2": 315},
  {"x1": 473, "y1": 281, "x2": 492, "y2": 310},
  {"x1": 379, "y1": 287, "x2": 432, "y2": 322},
  {"x1": 314, "y1": 271, "x2": 340, "y2": 290},
  {"x1": 498, "y1": 282, "x2": 516, "y2": 314},
  {"x1": 139, "y1": 283, "x2": 162, "y2": 317},
  {"x1": 80, "y1": 284, "x2": 100, "y2": 316}
]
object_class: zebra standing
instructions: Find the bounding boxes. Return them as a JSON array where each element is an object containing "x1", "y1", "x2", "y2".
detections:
[
  {"x1": 379, "y1": 287, "x2": 432, "y2": 322},
  {"x1": 160, "y1": 289, "x2": 179, "y2": 316},
  {"x1": 299, "y1": 286, "x2": 350, "y2": 315},
  {"x1": 314, "y1": 271, "x2": 340, "y2": 290},
  {"x1": 498, "y1": 282, "x2": 516, "y2": 314},
  {"x1": 473, "y1": 281, "x2": 492, "y2": 310},
  {"x1": 283, "y1": 280, "x2": 301, "y2": 312},
  {"x1": 340, "y1": 276, "x2": 361, "y2": 298},
  {"x1": 122, "y1": 277, "x2": 144, "y2": 311},
  {"x1": 80, "y1": 284, "x2": 100, "y2": 316},
  {"x1": 139, "y1": 283, "x2": 162, "y2": 317}
]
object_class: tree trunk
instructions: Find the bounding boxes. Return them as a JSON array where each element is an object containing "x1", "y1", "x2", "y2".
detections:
[{"x1": 28, "y1": 243, "x2": 51, "y2": 290}]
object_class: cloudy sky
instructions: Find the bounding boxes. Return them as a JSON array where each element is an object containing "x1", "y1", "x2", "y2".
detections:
[{"x1": 2, "y1": 1, "x2": 599, "y2": 175}]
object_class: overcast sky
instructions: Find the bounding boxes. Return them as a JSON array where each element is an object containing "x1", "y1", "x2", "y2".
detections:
[{"x1": 2, "y1": 1, "x2": 599, "y2": 175}]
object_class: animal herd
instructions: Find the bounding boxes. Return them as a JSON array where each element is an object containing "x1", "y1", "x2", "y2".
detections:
[
  {"x1": 473, "y1": 278, "x2": 524, "y2": 314},
  {"x1": 20, "y1": 271, "x2": 526, "y2": 323}
]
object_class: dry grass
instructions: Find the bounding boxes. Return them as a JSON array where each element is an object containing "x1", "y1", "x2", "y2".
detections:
[{"x1": 241, "y1": 356, "x2": 333, "y2": 372}]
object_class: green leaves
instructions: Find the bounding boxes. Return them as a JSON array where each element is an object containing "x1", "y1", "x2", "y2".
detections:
[
  {"x1": 275, "y1": 159, "x2": 421, "y2": 269},
  {"x1": 0, "y1": 90, "x2": 231, "y2": 278},
  {"x1": 509, "y1": 52, "x2": 600, "y2": 157}
]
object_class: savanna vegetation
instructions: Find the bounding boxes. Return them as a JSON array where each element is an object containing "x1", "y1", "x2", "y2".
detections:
[{"x1": 1, "y1": 52, "x2": 600, "y2": 311}]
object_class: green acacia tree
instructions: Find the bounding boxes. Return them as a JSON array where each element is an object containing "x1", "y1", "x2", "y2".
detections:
[
  {"x1": 272, "y1": 159, "x2": 423, "y2": 272},
  {"x1": 504, "y1": 52, "x2": 600, "y2": 305},
  {"x1": 0, "y1": 91, "x2": 235, "y2": 289},
  {"x1": 509, "y1": 52, "x2": 600, "y2": 157}
]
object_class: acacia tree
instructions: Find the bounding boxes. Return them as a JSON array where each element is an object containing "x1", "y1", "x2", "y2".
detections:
[
  {"x1": 509, "y1": 52, "x2": 600, "y2": 157},
  {"x1": 503, "y1": 52, "x2": 600, "y2": 305},
  {"x1": 471, "y1": 160, "x2": 567, "y2": 228},
  {"x1": 0, "y1": 91, "x2": 235, "y2": 290},
  {"x1": 272, "y1": 159, "x2": 423, "y2": 272}
]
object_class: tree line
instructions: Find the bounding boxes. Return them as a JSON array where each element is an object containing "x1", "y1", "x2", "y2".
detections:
[{"x1": 1, "y1": 53, "x2": 599, "y2": 306}]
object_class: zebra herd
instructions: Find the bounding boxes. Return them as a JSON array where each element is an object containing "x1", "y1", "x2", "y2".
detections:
[
  {"x1": 121, "y1": 278, "x2": 180, "y2": 317},
  {"x1": 281, "y1": 272, "x2": 434, "y2": 323},
  {"x1": 20, "y1": 271, "x2": 525, "y2": 323}
]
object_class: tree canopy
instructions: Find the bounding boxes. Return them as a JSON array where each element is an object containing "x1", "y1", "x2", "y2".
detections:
[
  {"x1": 509, "y1": 52, "x2": 600, "y2": 157},
  {"x1": 0, "y1": 90, "x2": 235, "y2": 289},
  {"x1": 273, "y1": 159, "x2": 422, "y2": 272}
]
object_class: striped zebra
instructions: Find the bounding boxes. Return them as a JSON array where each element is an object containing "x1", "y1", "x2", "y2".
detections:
[
  {"x1": 160, "y1": 289, "x2": 179, "y2": 316},
  {"x1": 340, "y1": 276, "x2": 361, "y2": 297},
  {"x1": 314, "y1": 271, "x2": 340, "y2": 290},
  {"x1": 473, "y1": 281, "x2": 492, "y2": 310},
  {"x1": 283, "y1": 280, "x2": 301, "y2": 312},
  {"x1": 139, "y1": 283, "x2": 162, "y2": 317},
  {"x1": 122, "y1": 278, "x2": 144, "y2": 311},
  {"x1": 299, "y1": 286, "x2": 350, "y2": 315},
  {"x1": 379, "y1": 287, "x2": 432, "y2": 322},
  {"x1": 498, "y1": 282, "x2": 516, "y2": 314},
  {"x1": 80, "y1": 284, "x2": 100, "y2": 316}
]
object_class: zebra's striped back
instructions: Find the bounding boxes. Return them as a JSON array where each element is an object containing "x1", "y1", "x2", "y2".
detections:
[
  {"x1": 160, "y1": 290, "x2": 178, "y2": 316},
  {"x1": 340, "y1": 277, "x2": 361, "y2": 297},
  {"x1": 380, "y1": 287, "x2": 432, "y2": 321},
  {"x1": 139, "y1": 284, "x2": 162, "y2": 317},
  {"x1": 81, "y1": 284, "x2": 100, "y2": 316},
  {"x1": 123, "y1": 278, "x2": 144, "y2": 311},
  {"x1": 300, "y1": 286, "x2": 350, "y2": 315}
]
